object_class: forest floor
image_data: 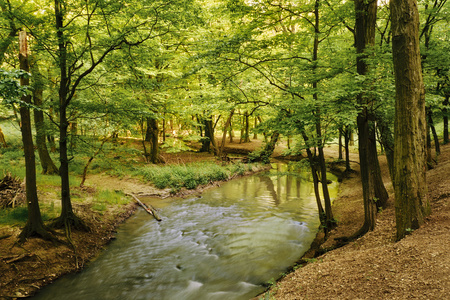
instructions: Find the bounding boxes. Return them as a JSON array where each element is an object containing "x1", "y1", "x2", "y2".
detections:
[
  {"x1": 257, "y1": 144, "x2": 450, "y2": 300},
  {"x1": 0, "y1": 138, "x2": 449, "y2": 299}
]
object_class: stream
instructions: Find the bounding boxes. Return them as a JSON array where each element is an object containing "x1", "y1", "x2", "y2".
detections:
[{"x1": 33, "y1": 164, "x2": 338, "y2": 300}]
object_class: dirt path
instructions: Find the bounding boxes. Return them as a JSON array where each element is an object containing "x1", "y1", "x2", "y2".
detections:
[{"x1": 258, "y1": 145, "x2": 450, "y2": 299}]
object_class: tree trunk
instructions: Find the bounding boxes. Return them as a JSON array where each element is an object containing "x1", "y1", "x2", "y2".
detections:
[
  {"x1": 352, "y1": 0, "x2": 379, "y2": 237},
  {"x1": 301, "y1": 133, "x2": 326, "y2": 227},
  {"x1": 311, "y1": 0, "x2": 334, "y2": 231},
  {"x1": 368, "y1": 121, "x2": 389, "y2": 209},
  {"x1": 427, "y1": 108, "x2": 440, "y2": 155},
  {"x1": 249, "y1": 131, "x2": 279, "y2": 163},
  {"x1": 376, "y1": 114, "x2": 395, "y2": 184},
  {"x1": 17, "y1": 31, "x2": 53, "y2": 243},
  {"x1": 31, "y1": 58, "x2": 59, "y2": 175},
  {"x1": 391, "y1": 0, "x2": 430, "y2": 240},
  {"x1": 344, "y1": 126, "x2": 352, "y2": 172},
  {"x1": 219, "y1": 109, "x2": 234, "y2": 156},
  {"x1": 300, "y1": 130, "x2": 327, "y2": 229},
  {"x1": 0, "y1": 126, "x2": 7, "y2": 147},
  {"x1": 443, "y1": 96, "x2": 449, "y2": 144},
  {"x1": 338, "y1": 127, "x2": 343, "y2": 160},
  {"x1": 426, "y1": 117, "x2": 433, "y2": 169},
  {"x1": 200, "y1": 117, "x2": 218, "y2": 155},
  {"x1": 52, "y1": 1, "x2": 88, "y2": 231},
  {"x1": 146, "y1": 117, "x2": 163, "y2": 164},
  {"x1": 242, "y1": 111, "x2": 250, "y2": 143},
  {"x1": 80, "y1": 137, "x2": 109, "y2": 187}
]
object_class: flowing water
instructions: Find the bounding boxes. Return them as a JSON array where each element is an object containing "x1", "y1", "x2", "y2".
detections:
[{"x1": 33, "y1": 164, "x2": 338, "y2": 300}]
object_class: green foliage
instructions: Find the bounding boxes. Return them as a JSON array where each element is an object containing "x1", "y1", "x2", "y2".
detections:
[
  {"x1": 139, "y1": 162, "x2": 238, "y2": 191},
  {"x1": 0, "y1": 69, "x2": 31, "y2": 105}
]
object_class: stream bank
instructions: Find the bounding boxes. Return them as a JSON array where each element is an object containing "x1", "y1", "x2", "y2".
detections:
[
  {"x1": 256, "y1": 145, "x2": 450, "y2": 299},
  {"x1": 0, "y1": 159, "x2": 271, "y2": 298}
]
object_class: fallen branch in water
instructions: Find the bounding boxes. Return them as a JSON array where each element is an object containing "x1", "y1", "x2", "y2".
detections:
[{"x1": 127, "y1": 193, "x2": 162, "y2": 221}]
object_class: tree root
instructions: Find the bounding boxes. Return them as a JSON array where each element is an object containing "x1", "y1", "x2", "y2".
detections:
[
  {"x1": 17, "y1": 222, "x2": 64, "y2": 246},
  {"x1": 49, "y1": 212, "x2": 91, "y2": 232}
]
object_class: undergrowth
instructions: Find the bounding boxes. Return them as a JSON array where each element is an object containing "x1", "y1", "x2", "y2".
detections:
[{"x1": 138, "y1": 162, "x2": 252, "y2": 192}]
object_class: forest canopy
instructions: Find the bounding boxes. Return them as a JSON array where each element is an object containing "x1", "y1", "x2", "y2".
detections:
[{"x1": 0, "y1": 0, "x2": 448, "y2": 241}]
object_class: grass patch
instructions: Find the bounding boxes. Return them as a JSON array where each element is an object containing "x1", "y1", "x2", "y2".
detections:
[
  {"x1": 0, "y1": 206, "x2": 55, "y2": 226},
  {"x1": 138, "y1": 161, "x2": 240, "y2": 191},
  {"x1": 96, "y1": 189, "x2": 129, "y2": 205},
  {"x1": 91, "y1": 189, "x2": 130, "y2": 213}
]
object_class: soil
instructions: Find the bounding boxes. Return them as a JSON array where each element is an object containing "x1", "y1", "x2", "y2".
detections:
[
  {"x1": 257, "y1": 145, "x2": 450, "y2": 299},
  {"x1": 1, "y1": 139, "x2": 449, "y2": 299}
]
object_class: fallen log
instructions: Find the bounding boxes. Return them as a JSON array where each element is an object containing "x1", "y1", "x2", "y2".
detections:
[{"x1": 127, "y1": 193, "x2": 162, "y2": 221}]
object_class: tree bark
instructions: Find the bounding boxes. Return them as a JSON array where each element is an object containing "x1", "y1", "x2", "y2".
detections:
[
  {"x1": 311, "y1": 0, "x2": 334, "y2": 231},
  {"x1": 301, "y1": 131, "x2": 326, "y2": 228},
  {"x1": 391, "y1": 0, "x2": 430, "y2": 240},
  {"x1": 145, "y1": 117, "x2": 163, "y2": 164},
  {"x1": 443, "y1": 96, "x2": 449, "y2": 144},
  {"x1": 31, "y1": 58, "x2": 59, "y2": 175},
  {"x1": 52, "y1": 0, "x2": 89, "y2": 231},
  {"x1": 344, "y1": 126, "x2": 352, "y2": 172},
  {"x1": 0, "y1": 126, "x2": 7, "y2": 147},
  {"x1": 200, "y1": 116, "x2": 218, "y2": 155},
  {"x1": 427, "y1": 109, "x2": 440, "y2": 155},
  {"x1": 376, "y1": 114, "x2": 395, "y2": 184},
  {"x1": 352, "y1": 0, "x2": 381, "y2": 237},
  {"x1": 17, "y1": 31, "x2": 53, "y2": 243},
  {"x1": 241, "y1": 111, "x2": 250, "y2": 143},
  {"x1": 219, "y1": 109, "x2": 234, "y2": 156},
  {"x1": 368, "y1": 122, "x2": 389, "y2": 209}
]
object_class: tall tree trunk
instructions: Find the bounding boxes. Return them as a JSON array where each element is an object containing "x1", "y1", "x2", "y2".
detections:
[
  {"x1": 312, "y1": 0, "x2": 334, "y2": 231},
  {"x1": 368, "y1": 122, "x2": 389, "y2": 209},
  {"x1": 0, "y1": 126, "x2": 7, "y2": 147},
  {"x1": 253, "y1": 117, "x2": 258, "y2": 139},
  {"x1": 17, "y1": 31, "x2": 53, "y2": 243},
  {"x1": 427, "y1": 108, "x2": 440, "y2": 155},
  {"x1": 301, "y1": 132, "x2": 326, "y2": 227},
  {"x1": 443, "y1": 96, "x2": 449, "y2": 144},
  {"x1": 162, "y1": 113, "x2": 166, "y2": 142},
  {"x1": 377, "y1": 114, "x2": 395, "y2": 184},
  {"x1": 200, "y1": 117, "x2": 218, "y2": 155},
  {"x1": 338, "y1": 127, "x2": 343, "y2": 160},
  {"x1": 52, "y1": 0, "x2": 88, "y2": 231},
  {"x1": 352, "y1": 0, "x2": 379, "y2": 237},
  {"x1": 344, "y1": 126, "x2": 352, "y2": 172},
  {"x1": 391, "y1": 0, "x2": 430, "y2": 240},
  {"x1": 426, "y1": 116, "x2": 433, "y2": 169},
  {"x1": 242, "y1": 111, "x2": 250, "y2": 143},
  {"x1": 146, "y1": 118, "x2": 163, "y2": 164},
  {"x1": 31, "y1": 58, "x2": 59, "y2": 175},
  {"x1": 219, "y1": 109, "x2": 234, "y2": 156}
]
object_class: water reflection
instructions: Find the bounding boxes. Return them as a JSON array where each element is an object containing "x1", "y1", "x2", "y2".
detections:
[{"x1": 33, "y1": 166, "x2": 338, "y2": 300}]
